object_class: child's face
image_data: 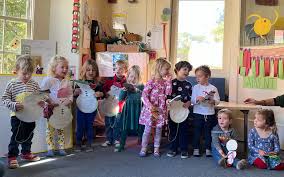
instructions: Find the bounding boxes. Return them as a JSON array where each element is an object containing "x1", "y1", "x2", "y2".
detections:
[
  {"x1": 127, "y1": 72, "x2": 137, "y2": 85},
  {"x1": 160, "y1": 65, "x2": 171, "y2": 78},
  {"x1": 218, "y1": 113, "x2": 231, "y2": 129},
  {"x1": 254, "y1": 113, "x2": 266, "y2": 129},
  {"x1": 86, "y1": 65, "x2": 97, "y2": 80},
  {"x1": 55, "y1": 61, "x2": 69, "y2": 79},
  {"x1": 115, "y1": 64, "x2": 127, "y2": 78},
  {"x1": 17, "y1": 70, "x2": 32, "y2": 84},
  {"x1": 176, "y1": 67, "x2": 189, "y2": 80},
  {"x1": 195, "y1": 70, "x2": 209, "y2": 85}
]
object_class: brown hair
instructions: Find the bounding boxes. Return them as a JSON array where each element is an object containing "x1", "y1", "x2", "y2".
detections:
[
  {"x1": 80, "y1": 59, "x2": 100, "y2": 81},
  {"x1": 195, "y1": 65, "x2": 211, "y2": 77},
  {"x1": 15, "y1": 55, "x2": 34, "y2": 73},
  {"x1": 47, "y1": 55, "x2": 69, "y2": 77},
  {"x1": 154, "y1": 57, "x2": 171, "y2": 78},
  {"x1": 256, "y1": 109, "x2": 278, "y2": 135},
  {"x1": 217, "y1": 109, "x2": 233, "y2": 120},
  {"x1": 127, "y1": 65, "x2": 141, "y2": 84},
  {"x1": 115, "y1": 60, "x2": 129, "y2": 71},
  {"x1": 174, "y1": 61, "x2": 193, "y2": 74}
]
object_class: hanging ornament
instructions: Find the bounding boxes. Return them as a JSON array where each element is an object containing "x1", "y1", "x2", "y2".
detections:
[{"x1": 71, "y1": 0, "x2": 80, "y2": 53}]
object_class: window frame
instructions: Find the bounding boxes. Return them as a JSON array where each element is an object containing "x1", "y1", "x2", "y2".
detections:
[{"x1": 0, "y1": 0, "x2": 33, "y2": 74}]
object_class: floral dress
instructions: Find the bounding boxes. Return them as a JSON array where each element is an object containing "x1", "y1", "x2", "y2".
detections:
[
  {"x1": 139, "y1": 79, "x2": 172, "y2": 128},
  {"x1": 248, "y1": 128, "x2": 281, "y2": 169}
]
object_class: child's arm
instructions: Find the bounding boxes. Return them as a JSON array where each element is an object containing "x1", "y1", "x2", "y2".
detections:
[
  {"x1": 2, "y1": 82, "x2": 17, "y2": 111},
  {"x1": 248, "y1": 129, "x2": 259, "y2": 154},
  {"x1": 118, "y1": 89, "x2": 127, "y2": 101},
  {"x1": 231, "y1": 128, "x2": 239, "y2": 140},
  {"x1": 208, "y1": 87, "x2": 220, "y2": 105},
  {"x1": 272, "y1": 134, "x2": 280, "y2": 154},
  {"x1": 94, "y1": 82, "x2": 104, "y2": 98},
  {"x1": 165, "y1": 79, "x2": 172, "y2": 96},
  {"x1": 141, "y1": 81, "x2": 154, "y2": 108},
  {"x1": 211, "y1": 129, "x2": 225, "y2": 157},
  {"x1": 191, "y1": 86, "x2": 198, "y2": 105}
]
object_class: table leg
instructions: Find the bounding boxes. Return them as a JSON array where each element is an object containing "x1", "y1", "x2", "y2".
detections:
[{"x1": 240, "y1": 110, "x2": 249, "y2": 157}]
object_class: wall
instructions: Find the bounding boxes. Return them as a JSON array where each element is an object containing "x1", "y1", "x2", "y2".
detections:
[{"x1": 33, "y1": 0, "x2": 50, "y2": 40}]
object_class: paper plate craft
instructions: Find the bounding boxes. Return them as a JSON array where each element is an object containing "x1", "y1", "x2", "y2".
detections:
[
  {"x1": 169, "y1": 100, "x2": 189, "y2": 123},
  {"x1": 76, "y1": 83, "x2": 98, "y2": 113},
  {"x1": 101, "y1": 96, "x2": 119, "y2": 117},
  {"x1": 204, "y1": 90, "x2": 215, "y2": 100},
  {"x1": 49, "y1": 105, "x2": 73, "y2": 129},
  {"x1": 109, "y1": 85, "x2": 122, "y2": 99},
  {"x1": 16, "y1": 92, "x2": 48, "y2": 122},
  {"x1": 226, "y1": 139, "x2": 238, "y2": 166}
]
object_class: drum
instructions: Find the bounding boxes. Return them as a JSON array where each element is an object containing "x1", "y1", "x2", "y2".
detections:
[
  {"x1": 101, "y1": 96, "x2": 119, "y2": 117},
  {"x1": 16, "y1": 92, "x2": 47, "y2": 122},
  {"x1": 169, "y1": 100, "x2": 189, "y2": 123},
  {"x1": 226, "y1": 139, "x2": 238, "y2": 151},
  {"x1": 76, "y1": 83, "x2": 98, "y2": 113},
  {"x1": 49, "y1": 105, "x2": 73, "y2": 129}
]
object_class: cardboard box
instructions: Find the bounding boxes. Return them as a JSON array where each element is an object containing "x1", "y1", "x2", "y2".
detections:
[{"x1": 107, "y1": 44, "x2": 139, "y2": 52}]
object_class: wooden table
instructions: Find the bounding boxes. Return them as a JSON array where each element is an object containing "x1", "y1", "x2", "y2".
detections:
[{"x1": 215, "y1": 101, "x2": 261, "y2": 156}]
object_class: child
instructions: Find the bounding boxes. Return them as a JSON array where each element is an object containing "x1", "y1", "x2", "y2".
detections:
[
  {"x1": 115, "y1": 65, "x2": 144, "y2": 152},
  {"x1": 211, "y1": 109, "x2": 247, "y2": 170},
  {"x1": 191, "y1": 65, "x2": 220, "y2": 157},
  {"x1": 139, "y1": 58, "x2": 172, "y2": 157},
  {"x1": 74, "y1": 59, "x2": 104, "y2": 152},
  {"x1": 166, "y1": 61, "x2": 192, "y2": 159},
  {"x1": 101, "y1": 60, "x2": 128, "y2": 148},
  {"x1": 248, "y1": 109, "x2": 284, "y2": 170},
  {"x1": 40, "y1": 55, "x2": 73, "y2": 157},
  {"x1": 2, "y1": 55, "x2": 41, "y2": 169}
]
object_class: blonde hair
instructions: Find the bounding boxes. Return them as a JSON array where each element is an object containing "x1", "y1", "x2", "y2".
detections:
[
  {"x1": 256, "y1": 109, "x2": 278, "y2": 135},
  {"x1": 218, "y1": 109, "x2": 233, "y2": 120},
  {"x1": 127, "y1": 65, "x2": 141, "y2": 84},
  {"x1": 47, "y1": 55, "x2": 69, "y2": 77},
  {"x1": 15, "y1": 55, "x2": 34, "y2": 73},
  {"x1": 80, "y1": 59, "x2": 99, "y2": 81},
  {"x1": 115, "y1": 60, "x2": 128, "y2": 71},
  {"x1": 154, "y1": 57, "x2": 171, "y2": 78}
]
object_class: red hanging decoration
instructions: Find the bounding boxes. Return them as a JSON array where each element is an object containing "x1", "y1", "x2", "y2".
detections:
[
  {"x1": 256, "y1": 57, "x2": 260, "y2": 77},
  {"x1": 264, "y1": 57, "x2": 270, "y2": 76},
  {"x1": 274, "y1": 58, "x2": 279, "y2": 77}
]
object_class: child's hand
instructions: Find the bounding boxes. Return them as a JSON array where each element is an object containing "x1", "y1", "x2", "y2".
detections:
[
  {"x1": 183, "y1": 101, "x2": 191, "y2": 108},
  {"x1": 15, "y1": 103, "x2": 24, "y2": 111},
  {"x1": 37, "y1": 100, "x2": 46, "y2": 108},
  {"x1": 122, "y1": 87, "x2": 127, "y2": 91},
  {"x1": 219, "y1": 149, "x2": 226, "y2": 158},
  {"x1": 259, "y1": 150, "x2": 266, "y2": 156},
  {"x1": 74, "y1": 88, "x2": 82, "y2": 96},
  {"x1": 95, "y1": 91, "x2": 104, "y2": 98},
  {"x1": 196, "y1": 96, "x2": 205, "y2": 103},
  {"x1": 166, "y1": 99, "x2": 171, "y2": 106},
  {"x1": 164, "y1": 74, "x2": 172, "y2": 81},
  {"x1": 208, "y1": 100, "x2": 215, "y2": 105},
  {"x1": 61, "y1": 99, "x2": 72, "y2": 107}
]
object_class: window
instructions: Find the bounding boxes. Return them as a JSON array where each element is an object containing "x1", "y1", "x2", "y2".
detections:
[
  {"x1": 0, "y1": 0, "x2": 32, "y2": 74},
  {"x1": 176, "y1": 0, "x2": 224, "y2": 69}
]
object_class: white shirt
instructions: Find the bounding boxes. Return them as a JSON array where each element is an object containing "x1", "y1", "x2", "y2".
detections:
[{"x1": 191, "y1": 83, "x2": 220, "y2": 115}]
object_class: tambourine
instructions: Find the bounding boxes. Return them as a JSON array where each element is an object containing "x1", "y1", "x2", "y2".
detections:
[
  {"x1": 169, "y1": 100, "x2": 189, "y2": 123},
  {"x1": 76, "y1": 83, "x2": 98, "y2": 113},
  {"x1": 16, "y1": 92, "x2": 47, "y2": 122},
  {"x1": 101, "y1": 96, "x2": 119, "y2": 117},
  {"x1": 109, "y1": 85, "x2": 122, "y2": 99},
  {"x1": 49, "y1": 105, "x2": 73, "y2": 129}
]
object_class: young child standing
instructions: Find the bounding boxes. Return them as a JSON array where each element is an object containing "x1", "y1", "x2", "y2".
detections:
[
  {"x1": 191, "y1": 65, "x2": 220, "y2": 157},
  {"x1": 166, "y1": 61, "x2": 192, "y2": 159},
  {"x1": 101, "y1": 60, "x2": 128, "y2": 148},
  {"x1": 74, "y1": 59, "x2": 104, "y2": 152},
  {"x1": 2, "y1": 55, "x2": 41, "y2": 168},
  {"x1": 40, "y1": 55, "x2": 73, "y2": 157},
  {"x1": 115, "y1": 65, "x2": 144, "y2": 152},
  {"x1": 139, "y1": 58, "x2": 172, "y2": 157},
  {"x1": 248, "y1": 109, "x2": 284, "y2": 170},
  {"x1": 211, "y1": 109, "x2": 247, "y2": 170}
]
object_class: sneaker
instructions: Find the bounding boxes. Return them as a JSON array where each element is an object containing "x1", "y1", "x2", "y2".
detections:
[
  {"x1": 236, "y1": 159, "x2": 247, "y2": 170},
  {"x1": 58, "y1": 149, "x2": 67, "y2": 156},
  {"x1": 218, "y1": 157, "x2": 227, "y2": 168},
  {"x1": 74, "y1": 145, "x2": 82, "y2": 152},
  {"x1": 8, "y1": 157, "x2": 19, "y2": 169},
  {"x1": 206, "y1": 149, "x2": 212, "y2": 157},
  {"x1": 139, "y1": 149, "x2": 147, "y2": 157},
  {"x1": 114, "y1": 140, "x2": 120, "y2": 148},
  {"x1": 101, "y1": 141, "x2": 111, "y2": 147},
  {"x1": 153, "y1": 149, "x2": 160, "y2": 157},
  {"x1": 114, "y1": 145, "x2": 124, "y2": 152},
  {"x1": 167, "y1": 150, "x2": 177, "y2": 157},
  {"x1": 46, "y1": 150, "x2": 54, "y2": 157},
  {"x1": 181, "y1": 151, "x2": 189, "y2": 159},
  {"x1": 193, "y1": 149, "x2": 200, "y2": 157},
  {"x1": 21, "y1": 153, "x2": 40, "y2": 162},
  {"x1": 85, "y1": 144, "x2": 94, "y2": 152}
]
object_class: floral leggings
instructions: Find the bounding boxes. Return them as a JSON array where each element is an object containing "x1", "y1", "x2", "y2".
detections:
[
  {"x1": 141, "y1": 125, "x2": 162, "y2": 149},
  {"x1": 46, "y1": 123, "x2": 65, "y2": 150}
]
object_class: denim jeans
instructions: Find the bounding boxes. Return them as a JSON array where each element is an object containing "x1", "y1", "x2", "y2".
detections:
[
  {"x1": 105, "y1": 113, "x2": 121, "y2": 143},
  {"x1": 192, "y1": 113, "x2": 217, "y2": 150},
  {"x1": 76, "y1": 108, "x2": 97, "y2": 145},
  {"x1": 8, "y1": 117, "x2": 36, "y2": 158},
  {"x1": 212, "y1": 146, "x2": 240, "y2": 167}
]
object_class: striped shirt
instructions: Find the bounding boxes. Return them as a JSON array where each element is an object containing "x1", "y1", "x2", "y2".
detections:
[{"x1": 2, "y1": 78, "x2": 40, "y2": 114}]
